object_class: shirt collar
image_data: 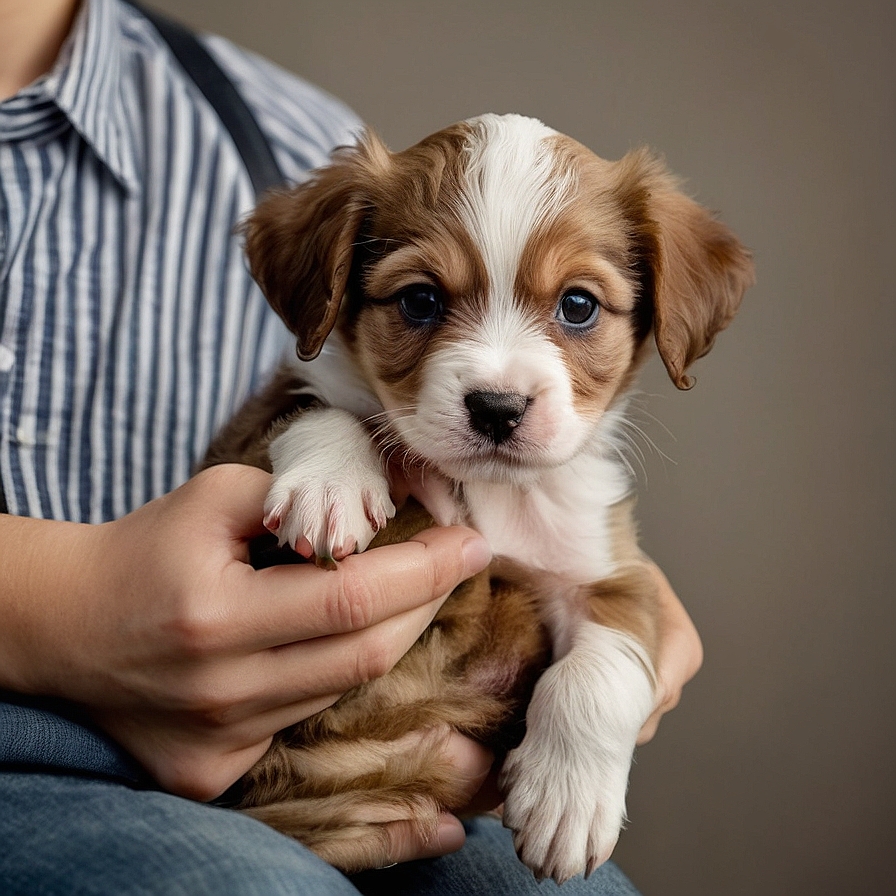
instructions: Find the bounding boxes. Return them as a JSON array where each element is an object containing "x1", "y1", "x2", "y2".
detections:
[{"x1": 42, "y1": 0, "x2": 139, "y2": 193}]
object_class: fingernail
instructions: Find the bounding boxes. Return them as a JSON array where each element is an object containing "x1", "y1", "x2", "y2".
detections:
[
  {"x1": 462, "y1": 535, "x2": 492, "y2": 576},
  {"x1": 436, "y1": 814, "x2": 466, "y2": 855}
]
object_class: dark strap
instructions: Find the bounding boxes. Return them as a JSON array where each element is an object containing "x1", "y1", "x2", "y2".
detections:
[{"x1": 127, "y1": 1, "x2": 285, "y2": 198}]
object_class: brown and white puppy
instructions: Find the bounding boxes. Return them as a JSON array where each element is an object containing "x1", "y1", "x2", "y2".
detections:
[{"x1": 207, "y1": 113, "x2": 753, "y2": 881}]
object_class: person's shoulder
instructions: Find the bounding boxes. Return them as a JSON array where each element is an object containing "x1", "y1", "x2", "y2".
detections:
[{"x1": 200, "y1": 34, "x2": 363, "y2": 180}]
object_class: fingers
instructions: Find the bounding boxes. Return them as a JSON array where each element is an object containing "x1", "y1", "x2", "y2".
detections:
[
  {"x1": 185, "y1": 464, "x2": 493, "y2": 650},
  {"x1": 361, "y1": 733, "x2": 496, "y2": 867},
  {"x1": 636, "y1": 709, "x2": 663, "y2": 746},
  {"x1": 248, "y1": 593, "x2": 450, "y2": 704},
  {"x1": 379, "y1": 813, "x2": 467, "y2": 865},
  {"x1": 230, "y1": 525, "x2": 492, "y2": 649},
  {"x1": 439, "y1": 732, "x2": 498, "y2": 812},
  {"x1": 636, "y1": 561, "x2": 704, "y2": 745}
]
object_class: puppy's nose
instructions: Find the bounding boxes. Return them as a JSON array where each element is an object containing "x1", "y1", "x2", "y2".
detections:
[{"x1": 464, "y1": 390, "x2": 529, "y2": 445}]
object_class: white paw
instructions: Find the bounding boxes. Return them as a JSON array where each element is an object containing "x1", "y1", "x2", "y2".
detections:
[
  {"x1": 498, "y1": 624, "x2": 655, "y2": 883},
  {"x1": 264, "y1": 409, "x2": 395, "y2": 564},
  {"x1": 500, "y1": 732, "x2": 629, "y2": 883}
]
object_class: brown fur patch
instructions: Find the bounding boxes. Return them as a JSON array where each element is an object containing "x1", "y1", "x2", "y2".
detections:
[{"x1": 585, "y1": 497, "x2": 661, "y2": 662}]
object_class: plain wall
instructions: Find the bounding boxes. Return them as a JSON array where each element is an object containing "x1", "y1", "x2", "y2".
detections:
[{"x1": 151, "y1": 1, "x2": 896, "y2": 893}]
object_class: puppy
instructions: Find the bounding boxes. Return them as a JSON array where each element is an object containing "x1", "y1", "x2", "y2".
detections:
[{"x1": 204, "y1": 113, "x2": 754, "y2": 881}]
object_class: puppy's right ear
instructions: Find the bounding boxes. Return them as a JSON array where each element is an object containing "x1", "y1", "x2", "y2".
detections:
[{"x1": 243, "y1": 131, "x2": 390, "y2": 361}]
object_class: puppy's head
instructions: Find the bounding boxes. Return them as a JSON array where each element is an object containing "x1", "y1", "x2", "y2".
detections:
[{"x1": 245, "y1": 114, "x2": 754, "y2": 482}]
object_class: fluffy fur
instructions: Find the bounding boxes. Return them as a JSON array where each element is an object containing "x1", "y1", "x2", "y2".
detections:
[{"x1": 204, "y1": 113, "x2": 754, "y2": 881}]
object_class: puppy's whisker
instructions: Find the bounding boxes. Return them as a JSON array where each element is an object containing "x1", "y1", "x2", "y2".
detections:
[
  {"x1": 607, "y1": 411, "x2": 676, "y2": 487},
  {"x1": 625, "y1": 399, "x2": 677, "y2": 468},
  {"x1": 363, "y1": 407, "x2": 413, "y2": 427}
]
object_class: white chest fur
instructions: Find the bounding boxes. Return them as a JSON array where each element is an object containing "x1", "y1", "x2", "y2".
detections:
[{"x1": 460, "y1": 451, "x2": 631, "y2": 585}]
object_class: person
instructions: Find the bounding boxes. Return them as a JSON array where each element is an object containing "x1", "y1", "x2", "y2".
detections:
[{"x1": 0, "y1": 1, "x2": 703, "y2": 893}]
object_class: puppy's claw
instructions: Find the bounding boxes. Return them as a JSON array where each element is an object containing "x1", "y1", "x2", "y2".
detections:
[
  {"x1": 315, "y1": 554, "x2": 338, "y2": 571},
  {"x1": 263, "y1": 504, "x2": 284, "y2": 536},
  {"x1": 362, "y1": 488, "x2": 391, "y2": 533},
  {"x1": 264, "y1": 410, "x2": 396, "y2": 563},
  {"x1": 294, "y1": 535, "x2": 314, "y2": 559}
]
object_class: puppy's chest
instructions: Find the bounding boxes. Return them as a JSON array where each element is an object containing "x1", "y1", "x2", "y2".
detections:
[{"x1": 457, "y1": 457, "x2": 631, "y2": 586}]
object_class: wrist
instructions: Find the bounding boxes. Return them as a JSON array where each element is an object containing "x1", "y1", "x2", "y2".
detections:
[{"x1": 0, "y1": 514, "x2": 107, "y2": 698}]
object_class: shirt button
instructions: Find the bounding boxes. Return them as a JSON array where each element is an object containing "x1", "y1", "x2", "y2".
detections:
[
  {"x1": 16, "y1": 420, "x2": 36, "y2": 446},
  {"x1": 0, "y1": 344, "x2": 14, "y2": 372}
]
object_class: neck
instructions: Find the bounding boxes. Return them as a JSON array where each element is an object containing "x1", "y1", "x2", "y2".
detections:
[{"x1": 0, "y1": 0, "x2": 82, "y2": 101}]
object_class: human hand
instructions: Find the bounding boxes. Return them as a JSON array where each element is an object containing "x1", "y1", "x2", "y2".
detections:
[
  {"x1": 637, "y1": 562, "x2": 703, "y2": 745},
  {"x1": 366, "y1": 732, "x2": 500, "y2": 865},
  {"x1": 0, "y1": 464, "x2": 491, "y2": 801}
]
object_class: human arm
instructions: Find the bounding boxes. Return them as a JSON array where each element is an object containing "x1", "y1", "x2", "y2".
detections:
[
  {"x1": 0, "y1": 462, "x2": 697, "y2": 867},
  {"x1": 0, "y1": 463, "x2": 492, "y2": 803},
  {"x1": 638, "y1": 561, "x2": 704, "y2": 745}
]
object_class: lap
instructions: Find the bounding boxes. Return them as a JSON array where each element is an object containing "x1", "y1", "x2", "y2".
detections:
[
  {"x1": 0, "y1": 771, "x2": 358, "y2": 896},
  {"x1": 354, "y1": 815, "x2": 642, "y2": 896},
  {"x1": 0, "y1": 771, "x2": 641, "y2": 895}
]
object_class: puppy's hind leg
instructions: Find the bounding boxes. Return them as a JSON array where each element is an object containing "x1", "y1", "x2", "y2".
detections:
[{"x1": 241, "y1": 729, "x2": 465, "y2": 874}]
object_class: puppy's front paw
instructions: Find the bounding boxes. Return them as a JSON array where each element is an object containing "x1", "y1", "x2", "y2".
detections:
[
  {"x1": 498, "y1": 625, "x2": 655, "y2": 882},
  {"x1": 264, "y1": 409, "x2": 395, "y2": 564},
  {"x1": 264, "y1": 472, "x2": 394, "y2": 566},
  {"x1": 500, "y1": 734, "x2": 628, "y2": 883}
]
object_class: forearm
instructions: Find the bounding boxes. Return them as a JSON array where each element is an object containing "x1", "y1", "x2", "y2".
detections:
[{"x1": 0, "y1": 513, "x2": 104, "y2": 698}]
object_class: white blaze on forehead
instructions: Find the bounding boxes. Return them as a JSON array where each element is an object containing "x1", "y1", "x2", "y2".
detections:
[{"x1": 455, "y1": 114, "x2": 577, "y2": 312}]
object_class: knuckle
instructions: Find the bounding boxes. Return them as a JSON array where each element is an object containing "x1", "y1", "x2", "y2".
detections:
[
  {"x1": 173, "y1": 673, "x2": 237, "y2": 727},
  {"x1": 327, "y1": 568, "x2": 378, "y2": 632},
  {"x1": 165, "y1": 601, "x2": 226, "y2": 659},
  {"x1": 353, "y1": 636, "x2": 399, "y2": 684}
]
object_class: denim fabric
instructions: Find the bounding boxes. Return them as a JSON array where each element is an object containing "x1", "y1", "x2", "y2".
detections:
[
  {"x1": 0, "y1": 771, "x2": 642, "y2": 895},
  {"x1": 0, "y1": 696, "x2": 146, "y2": 784},
  {"x1": 353, "y1": 816, "x2": 643, "y2": 896}
]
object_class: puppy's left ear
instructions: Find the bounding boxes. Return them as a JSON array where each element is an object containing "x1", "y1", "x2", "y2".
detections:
[{"x1": 616, "y1": 150, "x2": 755, "y2": 389}]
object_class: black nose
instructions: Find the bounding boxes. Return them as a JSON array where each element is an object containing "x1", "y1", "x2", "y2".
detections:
[{"x1": 464, "y1": 390, "x2": 529, "y2": 445}]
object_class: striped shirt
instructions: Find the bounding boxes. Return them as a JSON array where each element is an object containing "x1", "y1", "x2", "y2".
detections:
[{"x1": 0, "y1": 0, "x2": 361, "y2": 522}]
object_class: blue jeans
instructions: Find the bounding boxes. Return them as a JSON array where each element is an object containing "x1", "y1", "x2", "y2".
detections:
[{"x1": 0, "y1": 771, "x2": 642, "y2": 895}]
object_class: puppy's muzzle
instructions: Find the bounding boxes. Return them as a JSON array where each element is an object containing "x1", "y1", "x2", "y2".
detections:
[{"x1": 465, "y1": 390, "x2": 529, "y2": 445}]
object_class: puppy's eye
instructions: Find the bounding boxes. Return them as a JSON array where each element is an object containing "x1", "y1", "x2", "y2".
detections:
[
  {"x1": 397, "y1": 285, "x2": 443, "y2": 325},
  {"x1": 556, "y1": 290, "x2": 600, "y2": 329}
]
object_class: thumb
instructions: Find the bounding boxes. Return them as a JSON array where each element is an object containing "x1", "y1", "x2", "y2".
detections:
[{"x1": 190, "y1": 464, "x2": 273, "y2": 541}]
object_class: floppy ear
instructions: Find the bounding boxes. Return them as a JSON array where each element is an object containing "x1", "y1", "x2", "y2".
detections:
[
  {"x1": 242, "y1": 131, "x2": 391, "y2": 361},
  {"x1": 615, "y1": 150, "x2": 755, "y2": 389}
]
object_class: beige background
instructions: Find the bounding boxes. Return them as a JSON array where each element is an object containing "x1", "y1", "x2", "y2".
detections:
[{"x1": 151, "y1": 1, "x2": 896, "y2": 893}]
